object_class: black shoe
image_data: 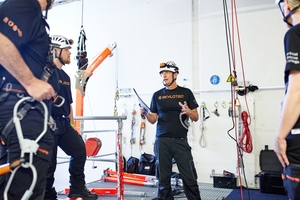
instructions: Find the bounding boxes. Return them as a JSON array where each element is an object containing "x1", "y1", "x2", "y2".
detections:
[
  {"x1": 68, "y1": 187, "x2": 97, "y2": 200},
  {"x1": 44, "y1": 187, "x2": 57, "y2": 200}
]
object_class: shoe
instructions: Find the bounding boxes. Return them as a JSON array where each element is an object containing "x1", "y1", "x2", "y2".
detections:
[
  {"x1": 44, "y1": 187, "x2": 57, "y2": 200},
  {"x1": 68, "y1": 187, "x2": 98, "y2": 200}
]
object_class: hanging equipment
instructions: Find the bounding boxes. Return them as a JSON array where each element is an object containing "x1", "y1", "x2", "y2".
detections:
[
  {"x1": 113, "y1": 48, "x2": 119, "y2": 116},
  {"x1": 76, "y1": 0, "x2": 88, "y2": 70},
  {"x1": 139, "y1": 114, "x2": 146, "y2": 152},
  {"x1": 130, "y1": 105, "x2": 137, "y2": 156},
  {"x1": 76, "y1": 27, "x2": 88, "y2": 70},
  {"x1": 74, "y1": 0, "x2": 117, "y2": 133},
  {"x1": 199, "y1": 102, "x2": 210, "y2": 148}
]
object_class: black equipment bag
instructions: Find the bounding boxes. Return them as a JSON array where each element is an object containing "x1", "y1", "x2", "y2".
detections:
[
  {"x1": 138, "y1": 153, "x2": 156, "y2": 175},
  {"x1": 126, "y1": 156, "x2": 139, "y2": 173}
]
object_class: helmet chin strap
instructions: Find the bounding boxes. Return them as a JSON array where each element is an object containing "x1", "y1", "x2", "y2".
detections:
[
  {"x1": 56, "y1": 49, "x2": 65, "y2": 66},
  {"x1": 44, "y1": 0, "x2": 53, "y2": 19},
  {"x1": 283, "y1": 4, "x2": 300, "y2": 27},
  {"x1": 163, "y1": 74, "x2": 176, "y2": 87}
]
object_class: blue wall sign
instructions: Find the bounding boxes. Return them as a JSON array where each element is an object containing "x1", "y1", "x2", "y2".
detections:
[{"x1": 210, "y1": 75, "x2": 220, "y2": 85}]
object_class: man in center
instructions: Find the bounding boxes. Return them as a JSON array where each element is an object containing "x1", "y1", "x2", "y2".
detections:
[{"x1": 140, "y1": 61, "x2": 201, "y2": 200}]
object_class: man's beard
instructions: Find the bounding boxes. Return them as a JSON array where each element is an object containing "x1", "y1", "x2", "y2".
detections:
[{"x1": 63, "y1": 58, "x2": 71, "y2": 65}]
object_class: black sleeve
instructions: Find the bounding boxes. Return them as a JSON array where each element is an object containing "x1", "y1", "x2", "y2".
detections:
[
  {"x1": 150, "y1": 92, "x2": 157, "y2": 113},
  {"x1": 0, "y1": 0, "x2": 41, "y2": 48},
  {"x1": 187, "y1": 89, "x2": 198, "y2": 110},
  {"x1": 284, "y1": 29, "x2": 300, "y2": 73}
]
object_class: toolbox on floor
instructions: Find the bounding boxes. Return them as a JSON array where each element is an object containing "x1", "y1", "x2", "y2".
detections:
[
  {"x1": 255, "y1": 145, "x2": 286, "y2": 195},
  {"x1": 213, "y1": 175, "x2": 237, "y2": 189},
  {"x1": 213, "y1": 170, "x2": 237, "y2": 189}
]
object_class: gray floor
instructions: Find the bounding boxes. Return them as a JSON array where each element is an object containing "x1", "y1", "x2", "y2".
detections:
[{"x1": 57, "y1": 181, "x2": 232, "y2": 200}]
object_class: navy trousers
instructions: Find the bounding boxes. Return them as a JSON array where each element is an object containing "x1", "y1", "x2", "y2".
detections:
[
  {"x1": 46, "y1": 117, "x2": 86, "y2": 194},
  {"x1": 154, "y1": 137, "x2": 201, "y2": 200}
]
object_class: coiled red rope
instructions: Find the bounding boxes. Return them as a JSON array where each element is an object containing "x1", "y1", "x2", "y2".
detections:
[{"x1": 239, "y1": 111, "x2": 253, "y2": 153}]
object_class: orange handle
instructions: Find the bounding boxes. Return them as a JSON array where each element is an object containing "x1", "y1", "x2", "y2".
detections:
[
  {"x1": 0, "y1": 163, "x2": 11, "y2": 175},
  {"x1": 0, "y1": 159, "x2": 21, "y2": 175}
]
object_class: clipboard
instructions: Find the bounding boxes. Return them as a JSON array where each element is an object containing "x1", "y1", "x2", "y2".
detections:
[{"x1": 133, "y1": 88, "x2": 150, "y2": 114}]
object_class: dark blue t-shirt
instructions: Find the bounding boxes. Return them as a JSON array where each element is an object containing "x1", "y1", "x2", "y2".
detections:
[
  {"x1": 52, "y1": 69, "x2": 73, "y2": 117},
  {"x1": 284, "y1": 23, "x2": 300, "y2": 129},
  {"x1": 0, "y1": 0, "x2": 59, "y2": 93},
  {"x1": 150, "y1": 86, "x2": 198, "y2": 138}
]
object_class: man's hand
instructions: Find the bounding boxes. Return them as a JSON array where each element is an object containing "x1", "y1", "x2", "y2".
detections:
[
  {"x1": 274, "y1": 137, "x2": 289, "y2": 167},
  {"x1": 179, "y1": 101, "x2": 191, "y2": 115},
  {"x1": 139, "y1": 103, "x2": 147, "y2": 116},
  {"x1": 139, "y1": 103, "x2": 157, "y2": 124},
  {"x1": 179, "y1": 101, "x2": 199, "y2": 122},
  {"x1": 25, "y1": 78, "x2": 56, "y2": 101}
]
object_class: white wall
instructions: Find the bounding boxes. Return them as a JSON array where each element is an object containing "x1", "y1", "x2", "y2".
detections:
[{"x1": 47, "y1": 0, "x2": 287, "y2": 191}]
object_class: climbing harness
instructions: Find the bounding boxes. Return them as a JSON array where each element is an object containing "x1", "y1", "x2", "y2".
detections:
[
  {"x1": 3, "y1": 97, "x2": 49, "y2": 200},
  {"x1": 0, "y1": 40, "x2": 59, "y2": 142},
  {"x1": 139, "y1": 114, "x2": 146, "y2": 152},
  {"x1": 0, "y1": 43, "x2": 58, "y2": 200},
  {"x1": 199, "y1": 102, "x2": 210, "y2": 148}
]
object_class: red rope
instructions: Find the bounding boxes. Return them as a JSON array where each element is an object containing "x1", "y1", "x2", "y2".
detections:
[{"x1": 239, "y1": 111, "x2": 253, "y2": 153}]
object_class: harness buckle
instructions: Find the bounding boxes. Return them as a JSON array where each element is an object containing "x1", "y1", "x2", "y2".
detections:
[{"x1": 48, "y1": 116, "x2": 57, "y2": 132}]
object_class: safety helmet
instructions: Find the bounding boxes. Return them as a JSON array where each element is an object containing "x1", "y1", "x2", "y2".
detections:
[
  {"x1": 51, "y1": 35, "x2": 73, "y2": 49},
  {"x1": 159, "y1": 61, "x2": 179, "y2": 74}
]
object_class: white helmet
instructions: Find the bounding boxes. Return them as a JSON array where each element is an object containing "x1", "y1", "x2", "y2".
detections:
[
  {"x1": 51, "y1": 35, "x2": 73, "y2": 49},
  {"x1": 159, "y1": 61, "x2": 179, "y2": 74}
]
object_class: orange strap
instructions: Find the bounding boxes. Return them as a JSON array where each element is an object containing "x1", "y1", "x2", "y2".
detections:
[{"x1": 286, "y1": 174, "x2": 300, "y2": 183}]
